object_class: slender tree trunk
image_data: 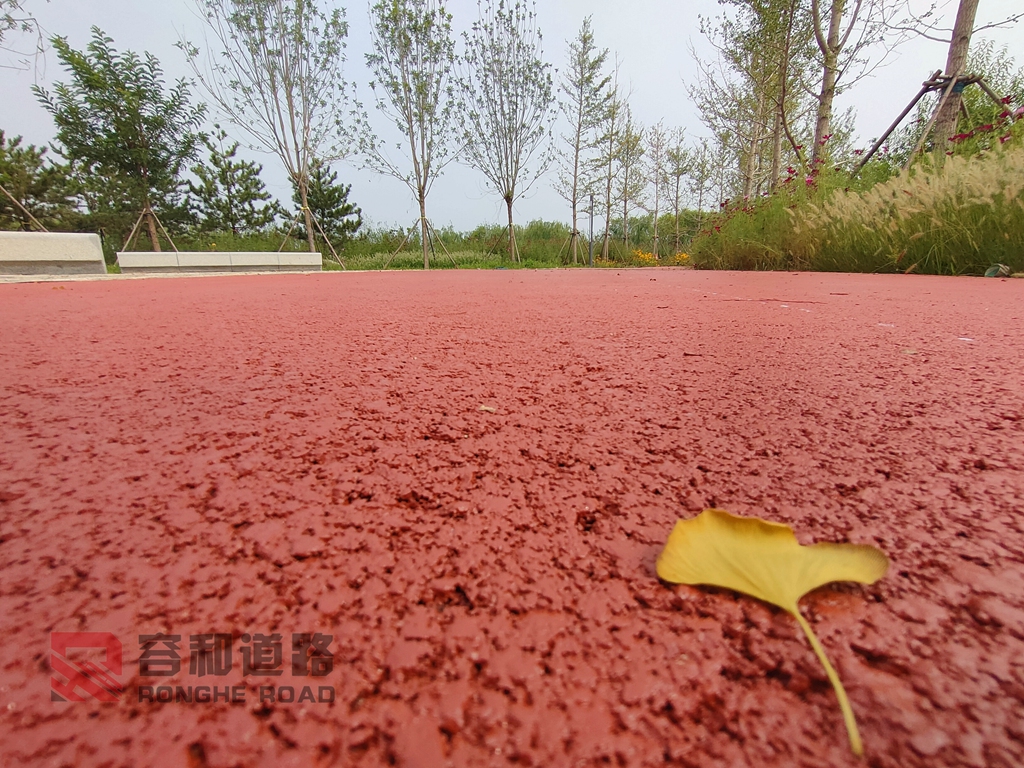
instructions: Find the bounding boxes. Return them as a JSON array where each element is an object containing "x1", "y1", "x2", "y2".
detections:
[
  {"x1": 570, "y1": 199, "x2": 579, "y2": 265},
  {"x1": 770, "y1": 110, "x2": 784, "y2": 188},
  {"x1": 697, "y1": 173, "x2": 705, "y2": 232},
  {"x1": 773, "y1": 0, "x2": 796, "y2": 188},
  {"x1": 933, "y1": 0, "x2": 980, "y2": 152},
  {"x1": 652, "y1": 176, "x2": 659, "y2": 257},
  {"x1": 674, "y1": 177, "x2": 681, "y2": 254},
  {"x1": 622, "y1": 167, "x2": 630, "y2": 252},
  {"x1": 505, "y1": 196, "x2": 516, "y2": 262},
  {"x1": 813, "y1": 0, "x2": 845, "y2": 163},
  {"x1": 571, "y1": 142, "x2": 580, "y2": 264},
  {"x1": 419, "y1": 194, "x2": 430, "y2": 270},
  {"x1": 743, "y1": 133, "x2": 758, "y2": 199},
  {"x1": 602, "y1": 164, "x2": 613, "y2": 260},
  {"x1": 299, "y1": 176, "x2": 317, "y2": 253},
  {"x1": 145, "y1": 208, "x2": 161, "y2": 252}
]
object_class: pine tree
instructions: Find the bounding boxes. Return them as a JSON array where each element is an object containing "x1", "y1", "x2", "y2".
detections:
[
  {"x1": 291, "y1": 160, "x2": 362, "y2": 248},
  {"x1": 0, "y1": 131, "x2": 77, "y2": 230},
  {"x1": 189, "y1": 127, "x2": 280, "y2": 235}
]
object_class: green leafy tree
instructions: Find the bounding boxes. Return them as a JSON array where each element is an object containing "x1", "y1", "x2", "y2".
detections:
[
  {"x1": 664, "y1": 128, "x2": 692, "y2": 254},
  {"x1": 363, "y1": 0, "x2": 460, "y2": 269},
  {"x1": 615, "y1": 107, "x2": 645, "y2": 251},
  {"x1": 0, "y1": 130, "x2": 76, "y2": 230},
  {"x1": 555, "y1": 16, "x2": 611, "y2": 264},
  {"x1": 460, "y1": 0, "x2": 555, "y2": 262},
  {"x1": 189, "y1": 126, "x2": 280, "y2": 235},
  {"x1": 290, "y1": 159, "x2": 362, "y2": 248},
  {"x1": 692, "y1": 0, "x2": 816, "y2": 198},
  {"x1": 596, "y1": 65, "x2": 626, "y2": 259},
  {"x1": 182, "y1": 0, "x2": 353, "y2": 253},
  {"x1": 645, "y1": 121, "x2": 669, "y2": 256},
  {"x1": 34, "y1": 28, "x2": 206, "y2": 250}
]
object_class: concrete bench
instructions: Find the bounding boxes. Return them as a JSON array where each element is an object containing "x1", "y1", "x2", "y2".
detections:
[
  {"x1": 117, "y1": 251, "x2": 322, "y2": 273},
  {"x1": 0, "y1": 232, "x2": 107, "y2": 275}
]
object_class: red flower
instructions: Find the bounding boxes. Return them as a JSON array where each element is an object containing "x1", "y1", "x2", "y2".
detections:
[
  {"x1": 979, "y1": 123, "x2": 994, "y2": 132},
  {"x1": 852, "y1": 149, "x2": 863, "y2": 156},
  {"x1": 1002, "y1": 95, "x2": 1013, "y2": 104},
  {"x1": 1000, "y1": 133, "x2": 1012, "y2": 144}
]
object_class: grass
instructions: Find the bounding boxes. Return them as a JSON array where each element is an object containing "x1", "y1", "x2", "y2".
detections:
[
  {"x1": 794, "y1": 143, "x2": 1024, "y2": 275},
  {"x1": 690, "y1": 129, "x2": 1024, "y2": 276}
]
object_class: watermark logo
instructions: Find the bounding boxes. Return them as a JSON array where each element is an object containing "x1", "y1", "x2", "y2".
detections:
[
  {"x1": 50, "y1": 632, "x2": 124, "y2": 702},
  {"x1": 51, "y1": 631, "x2": 335, "y2": 705}
]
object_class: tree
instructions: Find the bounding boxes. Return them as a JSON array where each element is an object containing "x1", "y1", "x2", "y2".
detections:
[
  {"x1": 461, "y1": 0, "x2": 555, "y2": 262},
  {"x1": 290, "y1": 159, "x2": 362, "y2": 249},
  {"x1": 688, "y1": 139, "x2": 715, "y2": 231},
  {"x1": 34, "y1": 28, "x2": 206, "y2": 250},
  {"x1": 0, "y1": 130, "x2": 76, "y2": 230},
  {"x1": 807, "y1": 0, "x2": 928, "y2": 163},
  {"x1": 555, "y1": 16, "x2": 611, "y2": 265},
  {"x1": 189, "y1": 126, "x2": 280, "y2": 235},
  {"x1": 596, "y1": 65, "x2": 626, "y2": 260},
  {"x1": 615, "y1": 107, "x2": 645, "y2": 252},
  {"x1": 363, "y1": 0, "x2": 459, "y2": 269},
  {"x1": 664, "y1": 128, "x2": 691, "y2": 255},
  {"x1": 691, "y1": 1, "x2": 816, "y2": 197},
  {"x1": 931, "y1": 0, "x2": 978, "y2": 149},
  {"x1": 182, "y1": 0, "x2": 352, "y2": 253},
  {"x1": 645, "y1": 120, "x2": 669, "y2": 256}
]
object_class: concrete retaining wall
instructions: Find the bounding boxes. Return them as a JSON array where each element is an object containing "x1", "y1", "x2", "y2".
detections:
[
  {"x1": 117, "y1": 251, "x2": 322, "y2": 273},
  {"x1": 0, "y1": 232, "x2": 107, "y2": 275}
]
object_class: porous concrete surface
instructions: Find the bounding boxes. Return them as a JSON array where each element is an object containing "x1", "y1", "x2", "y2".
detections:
[{"x1": 1, "y1": 269, "x2": 1022, "y2": 768}]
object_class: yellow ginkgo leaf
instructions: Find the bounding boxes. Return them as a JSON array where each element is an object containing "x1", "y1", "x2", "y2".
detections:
[{"x1": 656, "y1": 508, "x2": 889, "y2": 757}]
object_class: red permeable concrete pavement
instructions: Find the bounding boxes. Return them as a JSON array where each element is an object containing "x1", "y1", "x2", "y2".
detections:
[{"x1": 1, "y1": 269, "x2": 1023, "y2": 768}]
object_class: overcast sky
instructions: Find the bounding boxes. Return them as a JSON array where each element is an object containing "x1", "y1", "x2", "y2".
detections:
[{"x1": 2, "y1": 0, "x2": 1022, "y2": 232}]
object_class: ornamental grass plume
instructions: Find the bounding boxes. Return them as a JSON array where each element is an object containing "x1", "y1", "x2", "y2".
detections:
[{"x1": 794, "y1": 140, "x2": 1024, "y2": 275}]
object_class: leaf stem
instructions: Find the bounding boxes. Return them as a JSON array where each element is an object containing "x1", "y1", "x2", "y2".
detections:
[{"x1": 792, "y1": 608, "x2": 863, "y2": 757}]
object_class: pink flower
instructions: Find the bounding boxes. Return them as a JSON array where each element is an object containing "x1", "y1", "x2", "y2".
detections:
[{"x1": 1000, "y1": 133, "x2": 1012, "y2": 144}]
